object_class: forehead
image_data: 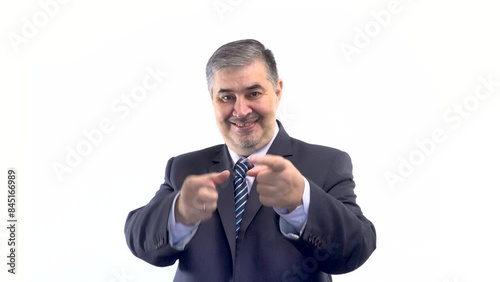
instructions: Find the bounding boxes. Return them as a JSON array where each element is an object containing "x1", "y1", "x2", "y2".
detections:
[{"x1": 213, "y1": 61, "x2": 269, "y2": 89}]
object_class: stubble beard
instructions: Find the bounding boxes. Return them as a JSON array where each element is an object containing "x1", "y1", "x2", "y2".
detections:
[
  {"x1": 227, "y1": 113, "x2": 262, "y2": 149},
  {"x1": 234, "y1": 132, "x2": 260, "y2": 149}
]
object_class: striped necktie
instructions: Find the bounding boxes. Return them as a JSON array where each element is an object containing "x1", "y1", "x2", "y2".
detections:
[{"x1": 234, "y1": 158, "x2": 252, "y2": 240}]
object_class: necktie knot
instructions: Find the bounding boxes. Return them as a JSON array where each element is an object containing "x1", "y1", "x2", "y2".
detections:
[{"x1": 234, "y1": 159, "x2": 252, "y2": 178}]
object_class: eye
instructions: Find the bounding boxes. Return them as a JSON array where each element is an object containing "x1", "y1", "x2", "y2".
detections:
[
  {"x1": 219, "y1": 95, "x2": 234, "y2": 102},
  {"x1": 248, "y1": 92, "x2": 261, "y2": 98}
]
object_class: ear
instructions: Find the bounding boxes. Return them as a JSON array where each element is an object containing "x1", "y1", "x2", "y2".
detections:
[{"x1": 274, "y1": 79, "x2": 283, "y2": 102}]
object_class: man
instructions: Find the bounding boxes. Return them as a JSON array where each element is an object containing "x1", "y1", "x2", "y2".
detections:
[{"x1": 125, "y1": 39, "x2": 376, "y2": 281}]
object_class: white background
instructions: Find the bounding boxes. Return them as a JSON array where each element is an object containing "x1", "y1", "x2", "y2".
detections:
[{"x1": 1, "y1": 0, "x2": 500, "y2": 281}]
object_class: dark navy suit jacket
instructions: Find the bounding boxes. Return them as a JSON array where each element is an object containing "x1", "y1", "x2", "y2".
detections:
[{"x1": 125, "y1": 121, "x2": 376, "y2": 281}]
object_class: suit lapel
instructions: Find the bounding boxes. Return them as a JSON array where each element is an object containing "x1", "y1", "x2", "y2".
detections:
[
  {"x1": 240, "y1": 120, "x2": 293, "y2": 236},
  {"x1": 210, "y1": 146, "x2": 237, "y2": 263},
  {"x1": 266, "y1": 120, "x2": 294, "y2": 158}
]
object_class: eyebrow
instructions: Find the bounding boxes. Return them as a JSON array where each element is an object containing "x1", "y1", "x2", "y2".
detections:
[{"x1": 217, "y1": 84, "x2": 266, "y2": 95}]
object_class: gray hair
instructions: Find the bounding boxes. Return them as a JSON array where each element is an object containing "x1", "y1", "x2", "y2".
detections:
[{"x1": 205, "y1": 39, "x2": 279, "y2": 96}]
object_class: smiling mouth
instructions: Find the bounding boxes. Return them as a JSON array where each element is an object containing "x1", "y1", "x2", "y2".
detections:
[{"x1": 231, "y1": 118, "x2": 259, "y2": 129}]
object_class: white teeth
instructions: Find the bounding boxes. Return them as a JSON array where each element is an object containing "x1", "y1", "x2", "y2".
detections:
[{"x1": 236, "y1": 121, "x2": 255, "y2": 127}]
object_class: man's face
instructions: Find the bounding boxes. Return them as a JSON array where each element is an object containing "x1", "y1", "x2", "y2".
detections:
[{"x1": 211, "y1": 60, "x2": 282, "y2": 156}]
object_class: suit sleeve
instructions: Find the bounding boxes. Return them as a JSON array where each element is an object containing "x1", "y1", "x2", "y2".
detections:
[
  {"x1": 292, "y1": 150, "x2": 376, "y2": 274},
  {"x1": 124, "y1": 157, "x2": 184, "y2": 267}
]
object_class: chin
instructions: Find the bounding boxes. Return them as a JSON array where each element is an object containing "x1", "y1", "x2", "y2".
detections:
[
  {"x1": 231, "y1": 135, "x2": 257, "y2": 148},
  {"x1": 238, "y1": 140, "x2": 260, "y2": 149}
]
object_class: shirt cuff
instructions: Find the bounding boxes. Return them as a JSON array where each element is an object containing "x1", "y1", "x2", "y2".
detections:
[
  {"x1": 167, "y1": 193, "x2": 199, "y2": 250},
  {"x1": 274, "y1": 177, "x2": 310, "y2": 239}
]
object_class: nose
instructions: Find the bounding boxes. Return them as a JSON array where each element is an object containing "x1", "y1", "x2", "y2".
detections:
[{"x1": 233, "y1": 97, "x2": 252, "y2": 118}]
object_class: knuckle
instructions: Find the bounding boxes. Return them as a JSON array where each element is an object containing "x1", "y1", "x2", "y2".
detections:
[{"x1": 184, "y1": 175, "x2": 195, "y2": 183}]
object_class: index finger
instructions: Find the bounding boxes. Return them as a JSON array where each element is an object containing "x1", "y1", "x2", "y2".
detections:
[
  {"x1": 248, "y1": 155, "x2": 287, "y2": 172},
  {"x1": 201, "y1": 170, "x2": 231, "y2": 189}
]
